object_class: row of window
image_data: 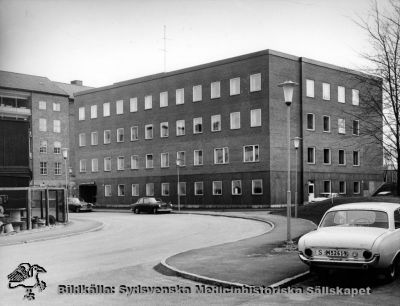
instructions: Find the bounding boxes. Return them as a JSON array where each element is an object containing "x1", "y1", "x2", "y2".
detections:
[
  {"x1": 39, "y1": 141, "x2": 62, "y2": 154},
  {"x1": 78, "y1": 110, "x2": 261, "y2": 146},
  {"x1": 39, "y1": 161, "x2": 62, "y2": 175},
  {"x1": 306, "y1": 114, "x2": 359, "y2": 135},
  {"x1": 322, "y1": 180, "x2": 361, "y2": 195},
  {"x1": 79, "y1": 146, "x2": 260, "y2": 172},
  {"x1": 38, "y1": 101, "x2": 61, "y2": 112},
  {"x1": 307, "y1": 148, "x2": 360, "y2": 166},
  {"x1": 106, "y1": 179, "x2": 264, "y2": 197},
  {"x1": 78, "y1": 74, "x2": 262, "y2": 120},
  {"x1": 305, "y1": 80, "x2": 360, "y2": 105},
  {"x1": 39, "y1": 118, "x2": 61, "y2": 133}
]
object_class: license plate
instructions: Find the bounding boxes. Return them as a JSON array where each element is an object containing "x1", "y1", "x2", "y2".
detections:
[{"x1": 325, "y1": 249, "x2": 348, "y2": 258}]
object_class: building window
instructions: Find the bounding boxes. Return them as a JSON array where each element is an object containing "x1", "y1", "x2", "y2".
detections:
[
  {"x1": 322, "y1": 83, "x2": 330, "y2": 100},
  {"x1": 91, "y1": 158, "x2": 98, "y2": 172},
  {"x1": 352, "y1": 120, "x2": 360, "y2": 136},
  {"x1": 39, "y1": 118, "x2": 47, "y2": 132},
  {"x1": 144, "y1": 95, "x2": 152, "y2": 110},
  {"x1": 338, "y1": 86, "x2": 346, "y2": 103},
  {"x1": 193, "y1": 85, "x2": 202, "y2": 102},
  {"x1": 307, "y1": 147, "x2": 315, "y2": 164},
  {"x1": 146, "y1": 183, "x2": 154, "y2": 196},
  {"x1": 91, "y1": 132, "x2": 98, "y2": 146},
  {"x1": 162, "y1": 183, "x2": 170, "y2": 196},
  {"x1": 176, "y1": 88, "x2": 184, "y2": 105},
  {"x1": 178, "y1": 182, "x2": 186, "y2": 196},
  {"x1": 352, "y1": 89, "x2": 359, "y2": 105},
  {"x1": 208, "y1": 81, "x2": 220, "y2": 100},
  {"x1": 230, "y1": 77, "x2": 240, "y2": 96},
  {"x1": 116, "y1": 100, "x2": 124, "y2": 114},
  {"x1": 146, "y1": 154, "x2": 153, "y2": 168},
  {"x1": 53, "y1": 102, "x2": 60, "y2": 112},
  {"x1": 339, "y1": 149, "x2": 346, "y2": 165},
  {"x1": 306, "y1": 79, "x2": 314, "y2": 98},
  {"x1": 214, "y1": 147, "x2": 229, "y2": 164},
  {"x1": 79, "y1": 133, "x2": 86, "y2": 147},
  {"x1": 353, "y1": 151, "x2": 360, "y2": 166},
  {"x1": 161, "y1": 152, "x2": 169, "y2": 168},
  {"x1": 103, "y1": 102, "x2": 110, "y2": 117},
  {"x1": 338, "y1": 118, "x2": 346, "y2": 134},
  {"x1": 160, "y1": 91, "x2": 168, "y2": 108},
  {"x1": 250, "y1": 73, "x2": 261, "y2": 92},
  {"x1": 194, "y1": 150, "x2": 203, "y2": 166},
  {"x1": 194, "y1": 182, "x2": 203, "y2": 195},
  {"x1": 40, "y1": 162, "x2": 47, "y2": 175},
  {"x1": 79, "y1": 159, "x2": 87, "y2": 173},
  {"x1": 323, "y1": 180, "x2": 331, "y2": 193},
  {"x1": 53, "y1": 120, "x2": 61, "y2": 133},
  {"x1": 131, "y1": 126, "x2": 139, "y2": 141},
  {"x1": 250, "y1": 109, "x2": 261, "y2": 127},
  {"x1": 104, "y1": 130, "x2": 111, "y2": 144},
  {"x1": 193, "y1": 117, "x2": 203, "y2": 134},
  {"x1": 131, "y1": 155, "x2": 139, "y2": 169},
  {"x1": 177, "y1": 151, "x2": 186, "y2": 166},
  {"x1": 323, "y1": 116, "x2": 331, "y2": 132},
  {"x1": 306, "y1": 113, "x2": 315, "y2": 130},
  {"x1": 105, "y1": 185, "x2": 112, "y2": 197},
  {"x1": 339, "y1": 181, "x2": 346, "y2": 194},
  {"x1": 39, "y1": 140, "x2": 47, "y2": 153},
  {"x1": 117, "y1": 128, "x2": 124, "y2": 142},
  {"x1": 232, "y1": 180, "x2": 242, "y2": 195},
  {"x1": 160, "y1": 122, "x2": 169, "y2": 138},
  {"x1": 230, "y1": 112, "x2": 240, "y2": 129},
  {"x1": 323, "y1": 148, "x2": 331, "y2": 165},
  {"x1": 78, "y1": 107, "x2": 85, "y2": 120},
  {"x1": 132, "y1": 184, "x2": 139, "y2": 196},
  {"x1": 211, "y1": 114, "x2": 221, "y2": 132},
  {"x1": 176, "y1": 120, "x2": 185, "y2": 136},
  {"x1": 91, "y1": 105, "x2": 97, "y2": 119},
  {"x1": 53, "y1": 141, "x2": 61, "y2": 154},
  {"x1": 104, "y1": 157, "x2": 111, "y2": 171},
  {"x1": 212, "y1": 181, "x2": 222, "y2": 195},
  {"x1": 145, "y1": 124, "x2": 153, "y2": 140},
  {"x1": 118, "y1": 184, "x2": 125, "y2": 196},
  {"x1": 243, "y1": 145, "x2": 259, "y2": 162},
  {"x1": 353, "y1": 181, "x2": 361, "y2": 194},
  {"x1": 252, "y1": 179, "x2": 263, "y2": 195},
  {"x1": 130, "y1": 97, "x2": 137, "y2": 112},
  {"x1": 54, "y1": 162, "x2": 62, "y2": 175},
  {"x1": 39, "y1": 101, "x2": 46, "y2": 110},
  {"x1": 117, "y1": 156, "x2": 124, "y2": 170}
]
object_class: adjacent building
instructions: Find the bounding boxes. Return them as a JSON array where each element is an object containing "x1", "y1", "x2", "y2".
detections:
[{"x1": 73, "y1": 49, "x2": 383, "y2": 208}]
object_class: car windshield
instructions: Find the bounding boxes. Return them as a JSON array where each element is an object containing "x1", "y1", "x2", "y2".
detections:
[
  {"x1": 145, "y1": 198, "x2": 161, "y2": 204},
  {"x1": 69, "y1": 198, "x2": 80, "y2": 204},
  {"x1": 320, "y1": 210, "x2": 389, "y2": 229}
]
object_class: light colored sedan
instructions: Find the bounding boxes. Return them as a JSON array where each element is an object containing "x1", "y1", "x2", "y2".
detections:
[{"x1": 298, "y1": 202, "x2": 400, "y2": 281}]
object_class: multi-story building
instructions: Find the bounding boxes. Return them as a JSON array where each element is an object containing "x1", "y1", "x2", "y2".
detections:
[
  {"x1": 0, "y1": 71, "x2": 90, "y2": 188},
  {"x1": 73, "y1": 49, "x2": 383, "y2": 208}
]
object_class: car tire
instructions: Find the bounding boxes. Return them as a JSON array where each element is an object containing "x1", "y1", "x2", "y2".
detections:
[
  {"x1": 133, "y1": 208, "x2": 139, "y2": 214},
  {"x1": 384, "y1": 259, "x2": 399, "y2": 282},
  {"x1": 75, "y1": 207, "x2": 80, "y2": 213},
  {"x1": 153, "y1": 208, "x2": 157, "y2": 214}
]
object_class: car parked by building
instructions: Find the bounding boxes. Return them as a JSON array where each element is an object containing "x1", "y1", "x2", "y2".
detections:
[
  {"x1": 131, "y1": 197, "x2": 172, "y2": 214},
  {"x1": 310, "y1": 193, "x2": 339, "y2": 203},
  {"x1": 68, "y1": 197, "x2": 94, "y2": 213},
  {"x1": 298, "y1": 202, "x2": 400, "y2": 281}
]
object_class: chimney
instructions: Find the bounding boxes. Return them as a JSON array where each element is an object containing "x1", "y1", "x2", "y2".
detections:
[{"x1": 71, "y1": 80, "x2": 83, "y2": 86}]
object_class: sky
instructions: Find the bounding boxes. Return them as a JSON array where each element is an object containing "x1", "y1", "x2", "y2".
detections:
[{"x1": 0, "y1": 0, "x2": 392, "y2": 88}]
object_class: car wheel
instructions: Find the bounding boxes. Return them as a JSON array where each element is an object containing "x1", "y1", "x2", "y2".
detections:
[
  {"x1": 153, "y1": 207, "x2": 158, "y2": 214},
  {"x1": 134, "y1": 208, "x2": 140, "y2": 214},
  {"x1": 75, "y1": 207, "x2": 80, "y2": 213},
  {"x1": 385, "y1": 259, "x2": 399, "y2": 282}
]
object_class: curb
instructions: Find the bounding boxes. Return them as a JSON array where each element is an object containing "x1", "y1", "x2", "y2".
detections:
[{"x1": 158, "y1": 212, "x2": 310, "y2": 288}]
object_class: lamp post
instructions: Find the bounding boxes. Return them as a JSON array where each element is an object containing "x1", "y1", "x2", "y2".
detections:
[
  {"x1": 278, "y1": 80, "x2": 298, "y2": 243},
  {"x1": 293, "y1": 137, "x2": 302, "y2": 218},
  {"x1": 62, "y1": 148, "x2": 69, "y2": 222}
]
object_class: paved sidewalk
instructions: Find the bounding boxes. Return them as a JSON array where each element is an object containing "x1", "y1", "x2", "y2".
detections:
[
  {"x1": 0, "y1": 217, "x2": 103, "y2": 246},
  {"x1": 163, "y1": 211, "x2": 317, "y2": 287}
]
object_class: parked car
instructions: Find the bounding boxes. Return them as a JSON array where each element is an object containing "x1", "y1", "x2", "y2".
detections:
[
  {"x1": 68, "y1": 197, "x2": 94, "y2": 213},
  {"x1": 131, "y1": 197, "x2": 172, "y2": 214},
  {"x1": 310, "y1": 192, "x2": 339, "y2": 203},
  {"x1": 298, "y1": 202, "x2": 400, "y2": 281}
]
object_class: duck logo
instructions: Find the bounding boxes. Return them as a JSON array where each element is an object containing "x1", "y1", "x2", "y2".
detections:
[{"x1": 7, "y1": 263, "x2": 47, "y2": 300}]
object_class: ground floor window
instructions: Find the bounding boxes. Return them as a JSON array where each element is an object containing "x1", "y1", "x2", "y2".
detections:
[
  {"x1": 105, "y1": 185, "x2": 111, "y2": 197},
  {"x1": 146, "y1": 183, "x2": 154, "y2": 196},
  {"x1": 132, "y1": 184, "x2": 139, "y2": 196},
  {"x1": 178, "y1": 182, "x2": 186, "y2": 196},
  {"x1": 213, "y1": 181, "x2": 222, "y2": 195},
  {"x1": 232, "y1": 180, "x2": 242, "y2": 195},
  {"x1": 252, "y1": 179, "x2": 263, "y2": 195},
  {"x1": 194, "y1": 182, "x2": 203, "y2": 195},
  {"x1": 162, "y1": 183, "x2": 170, "y2": 196},
  {"x1": 323, "y1": 180, "x2": 331, "y2": 193},
  {"x1": 353, "y1": 181, "x2": 360, "y2": 194},
  {"x1": 118, "y1": 184, "x2": 125, "y2": 196}
]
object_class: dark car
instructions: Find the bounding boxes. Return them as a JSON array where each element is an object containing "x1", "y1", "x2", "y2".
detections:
[
  {"x1": 131, "y1": 197, "x2": 172, "y2": 214},
  {"x1": 68, "y1": 197, "x2": 94, "y2": 213}
]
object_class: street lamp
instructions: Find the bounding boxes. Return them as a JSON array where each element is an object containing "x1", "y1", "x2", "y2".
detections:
[
  {"x1": 62, "y1": 148, "x2": 69, "y2": 222},
  {"x1": 176, "y1": 158, "x2": 182, "y2": 211},
  {"x1": 293, "y1": 137, "x2": 302, "y2": 218},
  {"x1": 278, "y1": 80, "x2": 298, "y2": 243}
]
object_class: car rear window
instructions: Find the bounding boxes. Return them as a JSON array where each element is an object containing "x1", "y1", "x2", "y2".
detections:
[{"x1": 320, "y1": 210, "x2": 389, "y2": 229}]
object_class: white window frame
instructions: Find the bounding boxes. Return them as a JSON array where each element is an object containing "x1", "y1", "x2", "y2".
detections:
[
  {"x1": 307, "y1": 147, "x2": 316, "y2": 164},
  {"x1": 193, "y1": 85, "x2": 202, "y2": 102},
  {"x1": 78, "y1": 107, "x2": 85, "y2": 120},
  {"x1": 176, "y1": 120, "x2": 185, "y2": 136},
  {"x1": 131, "y1": 126, "x2": 139, "y2": 141},
  {"x1": 193, "y1": 117, "x2": 203, "y2": 134},
  {"x1": 322, "y1": 83, "x2": 330, "y2": 100},
  {"x1": 104, "y1": 130, "x2": 111, "y2": 144},
  {"x1": 53, "y1": 141, "x2": 61, "y2": 154},
  {"x1": 230, "y1": 112, "x2": 240, "y2": 130},
  {"x1": 306, "y1": 113, "x2": 315, "y2": 131},
  {"x1": 212, "y1": 181, "x2": 223, "y2": 195},
  {"x1": 53, "y1": 120, "x2": 61, "y2": 133},
  {"x1": 130, "y1": 97, "x2": 138, "y2": 112},
  {"x1": 323, "y1": 115, "x2": 331, "y2": 132},
  {"x1": 79, "y1": 159, "x2": 87, "y2": 173},
  {"x1": 160, "y1": 122, "x2": 169, "y2": 138},
  {"x1": 53, "y1": 102, "x2": 60, "y2": 112},
  {"x1": 211, "y1": 114, "x2": 221, "y2": 132},
  {"x1": 104, "y1": 157, "x2": 111, "y2": 171},
  {"x1": 103, "y1": 102, "x2": 110, "y2": 117},
  {"x1": 146, "y1": 183, "x2": 154, "y2": 196},
  {"x1": 145, "y1": 124, "x2": 153, "y2": 140},
  {"x1": 194, "y1": 182, "x2": 203, "y2": 196},
  {"x1": 338, "y1": 149, "x2": 346, "y2": 165},
  {"x1": 91, "y1": 158, "x2": 99, "y2": 172},
  {"x1": 214, "y1": 147, "x2": 229, "y2": 164},
  {"x1": 232, "y1": 180, "x2": 242, "y2": 195},
  {"x1": 250, "y1": 73, "x2": 261, "y2": 92},
  {"x1": 339, "y1": 181, "x2": 346, "y2": 194},
  {"x1": 39, "y1": 101, "x2": 46, "y2": 110},
  {"x1": 176, "y1": 88, "x2": 184, "y2": 105},
  {"x1": 131, "y1": 155, "x2": 139, "y2": 170},
  {"x1": 144, "y1": 95, "x2": 152, "y2": 110},
  {"x1": 306, "y1": 79, "x2": 315, "y2": 98},
  {"x1": 323, "y1": 180, "x2": 331, "y2": 193},
  {"x1": 90, "y1": 105, "x2": 97, "y2": 119},
  {"x1": 117, "y1": 156, "x2": 125, "y2": 171},
  {"x1": 338, "y1": 86, "x2": 346, "y2": 103},
  {"x1": 160, "y1": 91, "x2": 168, "y2": 108},
  {"x1": 146, "y1": 154, "x2": 154, "y2": 169},
  {"x1": 252, "y1": 179, "x2": 263, "y2": 195},
  {"x1": 353, "y1": 120, "x2": 360, "y2": 136},
  {"x1": 177, "y1": 151, "x2": 186, "y2": 166},
  {"x1": 116, "y1": 100, "x2": 124, "y2": 115},
  {"x1": 117, "y1": 128, "x2": 124, "y2": 143},
  {"x1": 243, "y1": 145, "x2": 259, "y2": 162},
  {"x1": 39, "y1": 118, "x2": 47, "y2": 132},
  {"x1": 194, "y1": 150, "x2": 203, "y2": 166},
  {"x1": 132, "y1": 184, "x2": 139, "y2": 196},
  {"x1": 338, "y1": 118, "x2": 346, "y2": 134},
  {"x1": 105, "y1": 185, "x2": 112, "y2": 197},
  {"x1": 353, "y1": 151, "x2": 360, "y2": 166},
  {"x1": 352, "y1": 89, "x2": 359, "y2": 106},
  {"x1": 161, "y1": 152, "x2": 169, "y2": 168},
  {"x1": 118, "y1": 184, "x2": 125, "y2": 197},
  {"x1": 161, "y1": 183, "x2": 170, "y2": 196},
  {"x1": 91, "y1": 131, "x2": 98, "y2": 146},
  {"x1": 250, "y1": 109, "x2": 261, "y2": 127},
  {"x1": 230, "y1": 77, "x2": 240, "y2": 96},
  {"x1": 54, "y1": 162, "x2": 62, "y2": 175},
  {"x1": 210, "y1": 81, "x2": 221, "y2": 99},
  {"x1": 39, "y1": 140, "x2": 47, "y2": 154},
  {"x1": 79, "y1": 133, "x2": 86, "y2": 147},
  {"x1": 40, "y1": 161, "x2": 47, "y2": 175},
  {"x1": 353, "y1": 181, "x2": 361, "y2": 194},
  {"x1": 323, "y1": 148, "x2": 331, "y2": 165}
]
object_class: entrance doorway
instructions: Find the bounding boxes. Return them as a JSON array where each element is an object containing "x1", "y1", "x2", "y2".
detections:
[
  {"x1": 79, "y1": 184, "x2": 97, "y2": 204},
  {"x1": 308, "y1": 181, "x2": 315, "y2": 202}
]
